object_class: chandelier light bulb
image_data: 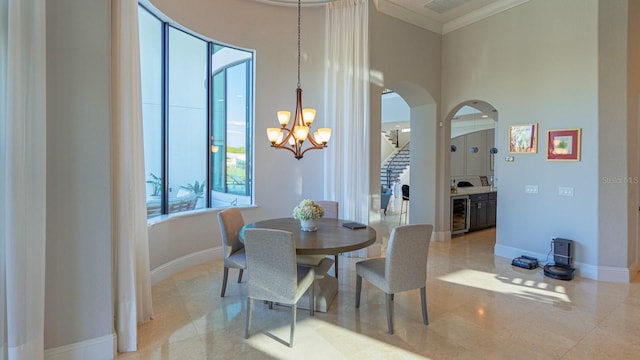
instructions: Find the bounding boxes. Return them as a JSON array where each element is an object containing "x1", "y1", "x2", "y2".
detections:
[
  {"x1": 315, "y1": 128, "x2": 331, "y2": 144},
  {"x1": 294, "y1": 125, "x2": 309, "y2": 142},
  {"x1": 302, "y1": 108, "x2": 316, "y2": 125},
  {"x1": 277, "y1": 111, "x2": 291, "y2": 127},
  {"x1": 267, "y1": 128, "x2": 283, "y2": 144}
]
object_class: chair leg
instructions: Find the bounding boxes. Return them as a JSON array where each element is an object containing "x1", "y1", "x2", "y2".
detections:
[
  {"x1": 420, "y1": 287, "x2": 429, "y2": 325},
  {"x1": 309, "y1": 282, "x2": 315, "y2": 317},
  {"x1": 289, "y1": 304, "x2": 297, "y2": 347},
  {"x1": 355, "y1": 275, "x2": 362, "y2": 308},
  {"x1": 244, "y1": 297, "x2": 252, "y2": 339},
  {"x1": 221, "y1": 267, "x2": 229, "y2": 297},
  {"x1": 385, "y1": 293, "x2": 394, "y2": 335},
  {"x1": 334, "y1": 255, "x2": 339, "y2": 278},
  {"x1": 237, "y1": 269, "x2": 244, "y2": 283}
]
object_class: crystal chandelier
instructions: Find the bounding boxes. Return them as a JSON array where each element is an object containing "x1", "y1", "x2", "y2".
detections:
[{"x1": 266, "y1": 0, "x2": 331, "y2": 159}]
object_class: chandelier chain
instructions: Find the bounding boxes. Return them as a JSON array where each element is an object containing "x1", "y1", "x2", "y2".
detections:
[{"x1": 297, "y1": 0, "x2": 301, "y2": 88}]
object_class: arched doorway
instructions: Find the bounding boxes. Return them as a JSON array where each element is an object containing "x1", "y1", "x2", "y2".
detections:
[
  {"x1": 374, "y1": 82, "x2": 438, "y2": 232},
  {"x1": 446, "y1": 100, "x2": 499, "y2": 237}
]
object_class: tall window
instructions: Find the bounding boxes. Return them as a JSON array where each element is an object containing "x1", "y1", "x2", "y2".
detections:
[
  {"x1": 212, "y1": 45, "x2": 252, "y2": 205},
  {"x1": 139, "y1": 6, "x2": 254, "y2": 218}
]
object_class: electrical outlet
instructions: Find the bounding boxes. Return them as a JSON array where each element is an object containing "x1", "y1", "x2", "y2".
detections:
[
  {"x1": 525, "y1": 185, "x2": 538, "y2": 194},
  {"x1": 558, "y1": 187, "x2": 574, "y2": 197}
]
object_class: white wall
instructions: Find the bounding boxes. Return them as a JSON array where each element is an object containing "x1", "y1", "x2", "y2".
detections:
[
  {"x1": 45, "y1": 0, "x2": 113, "y2": 354},
  {"x1": 628, "y1": 0, "x2": 640, "y2": 271},
  {"x1": 381, "y1": 91, "x2": 410, "y2": 133},
  {"x1": 450, "y1": 129, "x2": 495, "y2": 182},
  {"x1": 441, "y1": 0, "x2": 632, "y2": 280},
  {"x1": 597, "y1": 0, "x2": 639, "y2": 278},
  {"x1": 380, "y1": 133, "x2": 396, "y2": 170},
  {"x1": 148, "y1": 210, "x2": 222, "y2": 285},
  {"x1": 369, "y1": 4, "x2": 442, "y2": 229}
]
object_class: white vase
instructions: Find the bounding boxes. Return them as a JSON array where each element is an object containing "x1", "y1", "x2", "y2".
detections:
[{"x1": 300, "y1": 219, "x2": 318, "y2": 232}]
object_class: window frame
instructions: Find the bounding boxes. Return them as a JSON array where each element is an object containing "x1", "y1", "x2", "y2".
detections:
[{"x1": 139, "y1": 4, "x2": 255, "y2": 218}]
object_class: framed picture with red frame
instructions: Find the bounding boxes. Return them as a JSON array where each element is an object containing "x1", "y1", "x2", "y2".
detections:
[{"x1": 547, "y1": 128, "x2": 581, "y2": 161}]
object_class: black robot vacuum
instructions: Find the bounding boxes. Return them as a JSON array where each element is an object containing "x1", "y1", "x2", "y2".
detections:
[
  {"x1": 543, "y1": 264, "x2": 575, "y2": 280},
  {"x1": 544, "y1": 238, "x2": 575, "y2": 281}
]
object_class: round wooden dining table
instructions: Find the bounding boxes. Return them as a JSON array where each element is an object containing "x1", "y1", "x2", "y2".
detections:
[
  {"x1": 240, "y1": 217, "x2": 377, "y2": 312},
  {"x1": 241, "y1": 217, "x2": 377, "y2": 255}
]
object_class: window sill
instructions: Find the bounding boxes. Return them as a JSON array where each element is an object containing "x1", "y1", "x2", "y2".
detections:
[{"x1": 147, "y1": 204, "x2": 257, "y2": 227}]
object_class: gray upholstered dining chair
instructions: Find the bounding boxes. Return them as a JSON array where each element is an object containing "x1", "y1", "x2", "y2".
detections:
[
  {"x1": 243, "y1": 228, "x2": 315, "y2": 347},
  {"x1": 316, "y1": 200, "x2": 338, "y2": 219},
  {"x1": 355, "y1": 224, "x2": 433, "y2": 334},
  {"x1": 217, "y1": 207, "x2": 247, "y2": 297}
]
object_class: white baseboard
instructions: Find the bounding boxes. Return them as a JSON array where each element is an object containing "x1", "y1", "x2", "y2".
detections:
[
  {"x1": 45, "y1": 333, "x2": 115, "y2": 360},
  {"x1": 495, "y1": 243, "x2": 632, "y2": 282},
  {"x1": 494, "y1": 243, "x2": 543, "y2": 263},
  {"x1": 433, "y1": 230, "x2": 451, "y2": 242},
  {"x1": 595, "y1": 265, "x2": 631, "y2": 282},
  {"x1": 151, "y1": 247, "x2": 222, "y2": 285}
]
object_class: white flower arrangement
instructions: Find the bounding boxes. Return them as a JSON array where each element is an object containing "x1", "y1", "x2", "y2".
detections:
[{"x1": 292, "y1": 199, "x2": 325, "y2": 221}]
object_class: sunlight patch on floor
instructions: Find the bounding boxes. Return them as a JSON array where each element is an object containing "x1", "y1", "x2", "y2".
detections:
[
  {"x1": 247, "y1": 318, "x2": 432, "y2": 359},
  {"x1": 438, "y1": 269, "x2": 571, "y2": 304}
]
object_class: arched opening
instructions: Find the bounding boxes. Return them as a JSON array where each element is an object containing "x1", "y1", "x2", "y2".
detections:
[
  {"x1": 376, "y1": 83, "x2": 438, "y2": 241},
  {"x1": 446, "y1": 100, "x2": 499, "y2": 237}
]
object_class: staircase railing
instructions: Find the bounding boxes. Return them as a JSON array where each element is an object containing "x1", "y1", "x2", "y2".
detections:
[{"x1": 384, "y1": 142, "x2": 410, "y2": 188}]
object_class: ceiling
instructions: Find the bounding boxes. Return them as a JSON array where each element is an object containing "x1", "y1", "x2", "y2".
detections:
[
  {"x1": 258, "y1": 0, "x2": 521, "y2": 134},
  {"x1": 256, "y1": 0, "x2": 529, "y2": 34}
]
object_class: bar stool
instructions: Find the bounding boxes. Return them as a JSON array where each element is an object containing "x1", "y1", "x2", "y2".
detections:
[{"x1": 399, "y1": 184, "x2": 409, "y2": 225}]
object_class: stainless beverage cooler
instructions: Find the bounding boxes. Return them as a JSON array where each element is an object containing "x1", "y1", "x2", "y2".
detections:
[{"x1": 451, "y1": 195, "x2": 470, "y2": 234}]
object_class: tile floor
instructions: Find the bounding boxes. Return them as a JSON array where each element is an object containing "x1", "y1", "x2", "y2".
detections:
[{"x1": 119, "y1": 215, "x2": 640, "y2": 359}]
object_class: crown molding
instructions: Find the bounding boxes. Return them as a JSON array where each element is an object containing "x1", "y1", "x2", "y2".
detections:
[
  {"x1": 443, "y1": 0, "x2": 529, "y2": 34},
  {"x1": 374, "y1": 0, "x2": 529, "y2": 35},
  {"x1": 373, "y1": 0, "x2": 443, "y2": 34},
  {"x1": 254, "y1": 0, "x2": 336, "y2": 6}
]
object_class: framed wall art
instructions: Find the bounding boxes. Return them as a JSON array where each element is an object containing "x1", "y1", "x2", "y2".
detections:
[
  {"x1": 547, "y1": 128, "x2": 581, "y2": 161},
  {"x1": 509, "y1": 123, "x2": 538, "y2": 154}
]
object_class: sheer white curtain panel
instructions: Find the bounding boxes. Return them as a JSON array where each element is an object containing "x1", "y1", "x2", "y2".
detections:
[
  {"x1": 0, "y1": 0, "x2": 47, "y2": 359},
  {"x1": 324, "y1": 0, "x2": 370, "y2": 257},
  {"x1": 111, "y1": 0, "x2": 154, "y2": 353}
]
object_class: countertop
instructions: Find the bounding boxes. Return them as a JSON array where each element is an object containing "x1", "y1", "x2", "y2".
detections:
[{"x1": 450, "y1": 186, "x2": 497, "y2": 196}]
